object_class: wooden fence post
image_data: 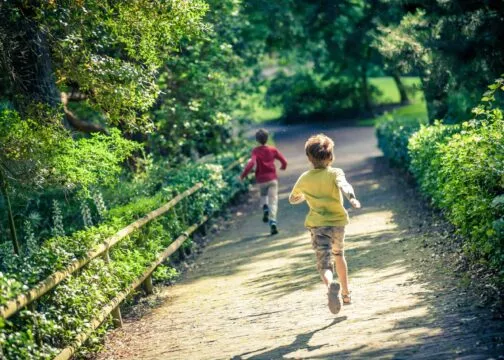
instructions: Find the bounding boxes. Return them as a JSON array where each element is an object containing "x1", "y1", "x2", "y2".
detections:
[
  {"x1": 142, "y1": 276, "x2": 154, "y2": 295},
  {"x1": 200, "y1": 222, "x2": 207, "y2": 237},
  {"x1": 103, "y1": 250, "x2": 123, "y2": 328},
  {"x1": 110, "y1": 307, "x2": 123, "y2": 328},
  {"x1": 28, "y1": 302, "x2": 42, "y2": 346},
  {"x1": 0, "y1": 171, "x2": 21, "y2": 255}
]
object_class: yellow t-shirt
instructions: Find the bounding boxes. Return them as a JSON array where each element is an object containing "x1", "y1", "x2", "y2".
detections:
[{"x1": 290, "y1": 167, "x2": 351, "y2": 227}]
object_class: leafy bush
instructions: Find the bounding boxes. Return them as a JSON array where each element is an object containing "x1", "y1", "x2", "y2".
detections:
[
  {"x1": 0, "y1": 151, "x2": 249, "y2": 359},
  {"x1": 266, "y1": 70, "x2": 364, "y2": 122},
  {"x1": 378, "y1": 77, "x2": 504, "y2": 271},
  {"x1": 408, "y1": 121, "x2": 461, "y2": 204},
  {"x1": 375, "y1": 112, "x2": 426, "y2": 168},
  {"x1": 410, "y1": 118, "x2": 504, "y2": 268}
]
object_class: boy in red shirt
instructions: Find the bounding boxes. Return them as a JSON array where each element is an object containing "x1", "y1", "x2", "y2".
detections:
[{"x1": 241, "y1": 129, "x2": 288, "y2": 235}]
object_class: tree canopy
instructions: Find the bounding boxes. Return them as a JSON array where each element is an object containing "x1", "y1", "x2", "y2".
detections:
[{"x1": 1, "y1": 0, "x2": 503, "y2": 253}]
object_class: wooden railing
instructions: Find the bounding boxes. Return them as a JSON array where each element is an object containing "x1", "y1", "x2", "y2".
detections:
[{"x1": 0, "y1": 157, "x2": 247, "y2": 359}]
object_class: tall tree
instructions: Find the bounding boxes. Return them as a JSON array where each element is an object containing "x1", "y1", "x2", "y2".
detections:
[
  {"x1": 375, "y1": 0, "x2": 504, "y2": 122},
  {"x1": 0, "y1": 0, "x2": 209, "y2": 252}
]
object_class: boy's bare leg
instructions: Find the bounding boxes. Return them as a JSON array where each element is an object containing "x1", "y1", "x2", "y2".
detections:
[
  {"x1": 334, "y1": 252, "x2": 350, "y2": 295},
  {"x1": 322, "y1": 269, "x2": 334, "y2": 288}
]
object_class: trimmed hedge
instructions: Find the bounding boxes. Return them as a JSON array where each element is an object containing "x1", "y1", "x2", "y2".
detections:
[
  {"x1": 376, "y1": 78, "x2": 504, "y2": 272},
  {"x1": 409, "y1": 120, "x2": 503, "y2": 268},
  {"x1": 375, "y1": 104, "x2": 428, "y2": 167},
  {"x1": 0, "y1": 151, "x2": 249, "y2": 359}
]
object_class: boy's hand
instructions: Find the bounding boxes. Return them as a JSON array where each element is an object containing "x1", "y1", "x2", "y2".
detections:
[{"x1": 350, "y1": 198, "x2": 361, "y2": 209}]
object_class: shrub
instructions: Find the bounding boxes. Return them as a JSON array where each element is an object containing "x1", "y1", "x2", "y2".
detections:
[
  {"x1": 408, "y1": 121, "x2": 461, "y2": 205},
  {"x1": 434, "y1": 119, "x2": 503, "y2": 267},
  {"x1": 410, "y1": 119, "x2": 504, "y2": 266},
  {"x1": 0, "y1": 151, "x2": 249, "y2": 359},
  {"x1": 375, "y1": 112, "x2": 425, "y2": 168},
  {"x1": 385, "y1": 77, "x2": 504, "y2": 271},
  {"x1": 266, "y1": 71, "x2": 364, "y2": 122}
]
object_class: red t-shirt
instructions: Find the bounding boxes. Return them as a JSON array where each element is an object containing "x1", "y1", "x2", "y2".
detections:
[{"x1": 240, "y1": 145, "x2": 288, "y2": 183}]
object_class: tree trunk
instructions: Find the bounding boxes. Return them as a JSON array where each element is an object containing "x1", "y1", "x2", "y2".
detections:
[
  {"x1": 419, "y1": 58, "x2": 450, "y2": 124},
  {"x1": 3, "y1": 11, "x2": 106, "y2": 133},
  {"x1": 361, "y1": 50, "x2": 372, "y2": 113},
  {"x1": 7, "y1": 20, "x2": 60, "y2": 109},
  {"x1": 0, "y1": 171, "x2": 20, "y2": 255},
  {"x1": 422, "y1": 76, "x2": 449, "y2": 124},
  {"x1": 392, "y1": 71, "x2": 410, "y2": 105}
]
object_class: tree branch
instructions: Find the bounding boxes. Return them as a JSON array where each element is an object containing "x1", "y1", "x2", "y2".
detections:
[{"x1": 60, "y1": 92, "x2": 108, "y2": 134}]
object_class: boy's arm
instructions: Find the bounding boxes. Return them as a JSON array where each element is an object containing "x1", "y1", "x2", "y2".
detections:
[
  {"x1": 240, "y1": 155, "x2": 256, "y2": 179},
  {"x1": 274, "y1": 149, "x2": 288, "y2": 170},
  {"x1": 289, "y1": 178, "x2": 305, "y2": 204},
  {"x1": 335, "y1": 169, "x2": 356, "y2": 201}
]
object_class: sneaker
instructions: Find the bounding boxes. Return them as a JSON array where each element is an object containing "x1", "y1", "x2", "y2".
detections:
[
  {"x1": 270, "y1": 222, "x2": 278, "y2": 235},
  {"x1": 262, "y1": 205, "x2": 269, "y2": 223},
  {"x1": 328, "y1": 281, "x2": 342, "y2": 314}
]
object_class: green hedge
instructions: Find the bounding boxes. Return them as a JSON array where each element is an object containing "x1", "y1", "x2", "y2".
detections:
[
  {"x1": 408, "y1": 121, "x2": 461, "y2": 202},
  {"x1": 376, "y1": 78, "x2": 504, "y2": 273},
  {"x1": 375, "y1": 104, "x2": 428, "y2": 167},
  {"x1": 409, "y1": 119, "x2": 504, "y2": 268},
  {"x1": 0, "y1": 152, "x2": 248, "y2": 359}
]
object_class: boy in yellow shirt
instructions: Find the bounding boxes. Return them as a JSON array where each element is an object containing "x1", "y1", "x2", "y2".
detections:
[{"x1": 289, "y1": 134, "x2": 361, "y2": 314}]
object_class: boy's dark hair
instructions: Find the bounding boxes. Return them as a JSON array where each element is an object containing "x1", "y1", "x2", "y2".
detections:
[
  {"x1": 305, "y1": 134, "x2": 334, "y2": 168},
  {"x1": 256, "y1": 128, "x2": 268, "y2": 145}
]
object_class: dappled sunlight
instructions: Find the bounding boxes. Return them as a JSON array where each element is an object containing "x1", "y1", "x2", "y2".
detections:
[
  {"x1": 277, "y1": 192, "x2": 291, "y2": 201},
  {"x1": 347, "y1": 210, "x2": 397, "y2": 234},
  {"x1": 97, "y1": 129, "x2": 502, "y2": 360}
]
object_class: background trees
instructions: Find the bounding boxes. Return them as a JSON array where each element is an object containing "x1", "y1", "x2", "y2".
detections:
[
  {"x1": 241, "y1": 0, "x2": 504, "y2": 124},
  {"x1": 0, "y1": 0, "x2": 224, "y2": 253},
  {"x1": 1, "y1": 0, "x2": 503, "y2": 259},
  {"x1": 375, "y1": 0, "x2": 504, "y2": 123}
]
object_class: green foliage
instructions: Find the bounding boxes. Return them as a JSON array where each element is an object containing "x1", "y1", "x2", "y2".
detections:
[
  {"x1": 266, "y1": 70, "x2": 364, "y2": 121},
  {"x1": 52, "y1": 129, "x2": 142, "y2": 193},
  {"x1": 234, "y1": 84, "x2": 283, "y2": 124},
  {"x1": 0, "y1": 151, "x2": 249, "y2": 358},
  {"x1": 378, "y1": 77, "x2": 504, "y2": 271},
  {"x1": 0, "y1": 108, "x2": 140, "y2": 193},
  {"x1": 51, "y1": 201, "x2": 65, "y2": 238},
  {"x1": 1, "y1": 0, "x2": 209, "y2": 128},
  {"x1": 375, "y1": 110, "x2": 428, "y2": 167},
  {"x1": 243, "y1": 0, "x2": 416, "y2": 119},
  {"x1": 149, "y1": 0, "x2": 245, "y2": 159},
  {"x1": 408, "y1": 122, "x2": 461, "y2": 204},
  {"x1": 369, "y1": 77, "x2": 423, "y2": 105},
  {"x1": 410, "y1": 117, "x2": 503, "y2": 268},
  {"x1": 374, "y1": 1, "x2": 504, "y2": 122}
]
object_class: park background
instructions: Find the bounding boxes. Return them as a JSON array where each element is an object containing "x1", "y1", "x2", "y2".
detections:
[{"x1": 0, "y1": 1, "x2": 503, "y2": 358}]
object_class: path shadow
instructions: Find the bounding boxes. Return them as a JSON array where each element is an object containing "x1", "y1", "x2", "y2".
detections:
[
  {"x1": 97, "y1": 124, "x2": 504, "y2": 360},
  {"x1": 230, "y1": 316, "x2": 347, "y2": 360},
  {"x1": 207, "y1": 155, "x2": 503, "y2": 357}
]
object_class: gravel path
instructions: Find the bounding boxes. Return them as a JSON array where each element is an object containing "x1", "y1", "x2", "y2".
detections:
[{"x1": 97, "y1": 124, "x2": 503, "y2": 360}]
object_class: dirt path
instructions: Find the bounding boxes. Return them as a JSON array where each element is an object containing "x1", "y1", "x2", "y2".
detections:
[{"x1": 97, "y1": 124, "x2": 503, "y2": 360}]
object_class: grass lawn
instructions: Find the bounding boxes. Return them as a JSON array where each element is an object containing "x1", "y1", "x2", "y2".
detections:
[
  {"x1": 358, "y1": 77, "x2": 427, "y2": 126},
  {"x1": 234, "y1": 86, "x2": 282, "y2": 123},
  {"x1": 369, "y1": 76, "x2": 424, "y2": 105},
  {"x1": 357, "y1": 102, "x2": 428, "y2": 126}
]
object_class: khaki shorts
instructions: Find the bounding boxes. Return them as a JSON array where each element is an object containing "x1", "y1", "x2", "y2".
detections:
[{"x1": 309, "y1": 226, "x2": 345, "y2": 274}]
